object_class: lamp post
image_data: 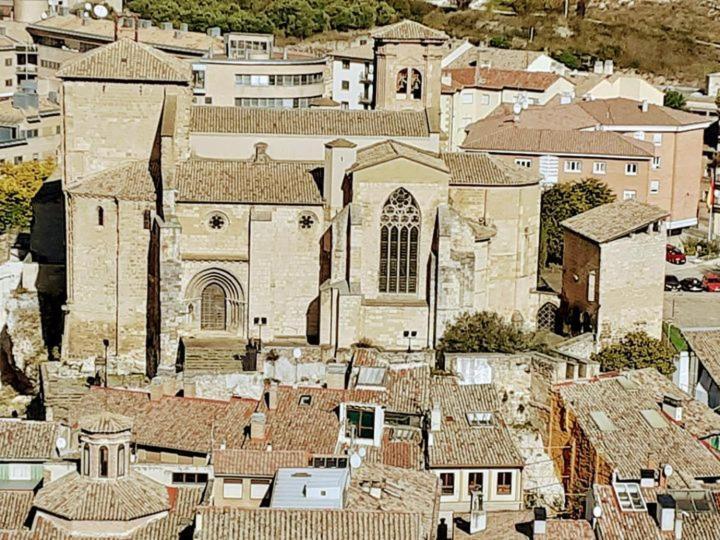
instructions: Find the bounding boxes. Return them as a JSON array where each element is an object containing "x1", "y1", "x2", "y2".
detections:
[
  {"x1": 403, "y1": 330, "x2": 417, "y2": 353},
  {"x1": 253, "y1": 317, "x2": 267, "y2": 351}
]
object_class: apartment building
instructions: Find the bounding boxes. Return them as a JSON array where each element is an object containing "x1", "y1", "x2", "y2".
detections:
[
  {"x1": 463, "y1": 98, "x2": 714, "y2": 230},
  {"x1": 0, "y1": 85, "x2": 60, "y2": 164},
  {"x1": 191, "y1": 33, "x2": 326, "y2": 108},
  {"x1": 441, "y1": 67, "x2": 575, "y2": 150},
  {"x1": 330, "y1": 44, "x2": 374, "y2": 110}
]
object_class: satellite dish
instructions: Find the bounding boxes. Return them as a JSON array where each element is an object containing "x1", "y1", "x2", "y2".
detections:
[
  {"x1": 55, "y1": 437, "x2": 67, "y2": 450},
  {"x1": 81, "y1": 10, "x2": 89, "y2": 18},
  {"x1": 84, "y1": 2, "x2": 92, "y2": 10},
  {"x1": 512, "y1": 102, "x2": 522, "y2": 115},
  {"x1": 93, "y1": 4, "x2": 108, "y2": 18},
  {"x1": 663, "y1": 464, "x2": 674, "y2": 478},
  {"x1": 41, "y1": 11, "x2": 48, "y2": 19},
  {"x1": 592, "y1": 505, "x2": 602, "y2": 518},
  {"x1": 358, "y1": 447, "x2": 366, "y2": 458},
  {"x1": 349, "y1": 452, "x2": 362, "y2": 469},
  {"x1": 292, "y1": 348, "x2": 302, "y2": 359}
]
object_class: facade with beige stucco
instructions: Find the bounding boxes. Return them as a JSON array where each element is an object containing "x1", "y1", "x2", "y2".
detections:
[{"x1": 59, "y1": 24, "x2": 545, "y2": 376}]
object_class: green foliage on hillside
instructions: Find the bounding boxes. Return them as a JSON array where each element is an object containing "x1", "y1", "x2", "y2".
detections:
[
  {"x1": 0, "y1": 159, "x2": 55, "y2": 234},
  {"x1": 539, "y1": 179, "x2": 615, "y2": 267}
]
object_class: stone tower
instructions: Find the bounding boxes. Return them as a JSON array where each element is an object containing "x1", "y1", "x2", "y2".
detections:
[
  {"x1": 371, "y1": 20, "x2": 448, "y2": 112},
  {"x1": 78, "y1": 412, "x2": 133, "y2": 480}
]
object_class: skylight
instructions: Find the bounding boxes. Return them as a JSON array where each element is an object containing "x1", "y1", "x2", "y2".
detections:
[
  {"x1": 640, "y1": 409, "x2": 668, "y2": 429},
  {"x1": 589, "y1": 411, "x2": 616, "y2": 432},
  {"x1": 466, "y1": 412, "x2": 493, "y2": 427},
  {"x1": 614, "y1": 482, "x2": 646, "y2": 512}
]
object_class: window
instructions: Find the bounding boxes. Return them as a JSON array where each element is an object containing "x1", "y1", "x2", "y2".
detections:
[
  {"x1": 440, "y1": 472, "x2": 455, "y2": 496},
  {"x1": 312, "y1": 456, "x2": 348, "y2": 468},
  {"x1": 564, "y1": 160, "x2": 581, "y2": 173},
  {"x1": 55, "y1": 126, "x2": 61, "y2": 135},
  {"x1": 235, "y1": 74, "x2": 251, "y2": 86},
  {"x1": 395, "y1": 68, "x2": 422, "y2": 100},
  {"x1": 496, "y1": 472, "x2": 512, "y2": 495},
  {"x1": 5, "y1": 79, "x2": 12, "y2": 87},
  {"x1": 172, "y1": 472, "x2": 209, "y2": 484},
  {"x1": 587, "y1": 270, "x2": 596, "y2": 302},
  {"x1": 466, "y1": 412, "x2": 493, "y2": 427},
  {"x1": 623, "y1": 190, "x2": 637, "y2": 200},
  {"x1": 341, "y1": 101, "x2": 349, "y2": 110},
  {"x1": 342, "y1": 60, "x2": 350, "y2": 70},
  {"x1": 83, "y1": 444, "x2": 90, "y2": 475},
  {"x1": 652, "y1": 156, "x2": 661, "y2": 169},
  {"x1": 346, "y1": 407, "x2": 375, "y2": 439},
  {"x1": 653, "y1": 133, "x2": 662, "y2": 146},
  {"x1": 461, "y1": 92, "x2": 473, "y2": 104},
  {"x1": 97, "y1": 206, "x2": 104, "y2": 227},
  {"x1": 208, "y1": 213, "x2": 226, "y2": 230},
  {"x1": 379, "y1": 188, "x2": 420, "y2": 294},
  {"x1": 250, "y1": 479, "x2": 270, "y2": 499},
  {"x1": 479, "y1": 94, "x2": 490, "y2": 105},
  {"x1": 514, "y1": 159, "x2": 532, "y2": 168},
  {"x1": 4, "y1": 57, "x2": 11, "y2": 66},
  {"x1": 204, "y1": 97, "x2": 212, "y2": 105},
  {"x1": 409, "y1": 69, "x2": 422, "y2": 100},
  {"x1": 223, "y1": 479, "x2": 244, "y2": 499},
  {"x1": 650, "y1": 180, "x2": 660, "y2": 194},
  {"x1": 24, "y1": 129, "x2": 37, "y2": 138},
  {"x1": 99, "y1": 446, "x2": 109, "y2": 478},
  {"x1": 13, "y1": 156, "x2": 22, "y2": 164},
  {"x1": 341, "y1": 80, "x2": 349, "y2": 91},
  {"x1": 593, "y1": 161, "x2": 607, "y2": 175},
  {"x1": 117, "y1": 446, "x2": 125, "y2": 476},
  {"x1": 299, "y1": 213, "x2": 315, "y2": 229},
  {"x1": 192, "y1": 69, "x2": 205, "y2": 90},
  {"x1": 143, "y1": 210, "x2": 152, "y2": 230},
  {"x1": 468, "y1": 472, "x2": 484, "y2": 495},
  {"x1": 633, "y1": 131, "x2": 645, "y2": 140},
  {"x1": 625, "y1": 163, "x2": 638, "y2": 176},
  {"x1": 8, "y1": 463, "x2": 31, "y2": 481}
]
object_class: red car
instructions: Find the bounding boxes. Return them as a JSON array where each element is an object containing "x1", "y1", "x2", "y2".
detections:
[
  {"x1": 703, "y1": 274, "x2": 720, "y2": 292},
  {"x1": 666, "y1": 244, "x2": 686, "y2": 265}
]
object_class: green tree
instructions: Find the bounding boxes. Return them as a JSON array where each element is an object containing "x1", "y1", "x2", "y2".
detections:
[
  {"x1": 0, "y1": 159, "x2": 55, "y2": 234},
  {"x1": 552, "y1": 50, "x2": 582, "y2": 70},
  {"x1": 438, "y1": 311, "x2": 530, "y2": 354},
  {"x1": 591, "y1": 331, "x2": 676, "y2": 376},
  {"x1": 663, "y1": 89, "x2": 687, "y2": 110},
  {"x1": 539, "y1": 178, "x2": 615, "y2": 267},
  {"x1": 489, "y1": 35, "x2": 511, "y2": 49}
]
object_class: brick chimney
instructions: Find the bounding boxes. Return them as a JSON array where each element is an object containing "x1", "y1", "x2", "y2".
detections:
[
  {"x1": 267, "y1": 382, "x2": 278, "y2": 410},
  {"x1": 250, "y1": 412, "x2": 266, "y2": 440}
]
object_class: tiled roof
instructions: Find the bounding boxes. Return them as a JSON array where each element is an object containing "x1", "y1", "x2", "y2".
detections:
[
  {"x1": 556, "y1": 372, "x2": 720, "y2": 480},
  {"x1": 33, "y1": 471, "x2": 170, "y2": 521},
  {"x1": 195, "y1": 507, "x2": 426, "y2": 540},
  {"x1": 72, "y1": 388, "x2": 257, "y2": 454},
  {"x1": 561, "y1": 199, "x2": 668, "y2": 244},
  {"x1": 682, "y1": 330, "x2": 720, "y2": 387},
  {"x1": 442, "y1": 152, "x2": 540, "y2": 186},
  {"x1": 78, "y1": 412, "x2": 133, "y2": 434},
  {"x1": 452, "y1": 510, "x2": 594, "y2": 539},
  {"x1": 428, "y1": 377, "x2": 523, "y2": 468},
  {"x1": 444, "y1": 67, "x2": 561, "y2": 92},
  {"x1": 346, "y1": 462, "x2": 439, "y2": 535},
  {"x1": 462, "y1": 120, "x2": 655, "y2": 158},
  {"x1": 372, "y1": 20, "x2": 448, "y2": 42},
  {"x1": 213, "y1": 449, "x2": 309, "y2": 476},
  {"x1": 331, "y1": 44, "x2": 374, "y2": 61},
  {"x1": 445, "y1": 46, "x2": 545, "y2": 71},
  {"x1": 29, "y1": 15, "x2": 222, "y2": 55},
  {"x1": 57, "y1": 38, "x2": 191, "y2": 82},
  {"x1": 66, "y1": 160, "x2": 157, "y2": 201},
  {"x1": 0, "y1": 420, "x2": 58, "y2": 461},
  {"x1": 189, "y1": 106, "x2": 433, "y2": 137},
  {"x1": 349, "y1": 139, "x2": 449, "y2": 174},
  {"x1": 174, "y1": 158, "x2": 323, "y2": 205},
  {"x1": 0, "y1": 491, "x2": 33, "y2": 530},
  {"x1": 577, "y1": 98, "x2": 710, "y2": 127},
  {"x1": 0, "y1": 97, "x2": 60, "y2": 125}
]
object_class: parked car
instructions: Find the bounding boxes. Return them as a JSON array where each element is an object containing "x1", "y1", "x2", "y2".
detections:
[
  {"x1": 666, "y1": 244, "x2": 687, "y2": 265},
  {"x1": 703, "y1": 273, "x2": 720, "y2": 292},
  {"x1": 664, "y1": 275, "x2": 682, "y2": 291},
  {"x1": 681, "y1": 277, "x2": 704, "y2": 292}
]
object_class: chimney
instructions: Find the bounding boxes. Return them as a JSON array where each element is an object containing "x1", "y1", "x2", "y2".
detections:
[
  {"x1": 656, "y1": 494, "x2": 676, "y2": 533},
  {"x1": 594, "y1": 60, "x2": 604, "y2": 74},
  {"x1": 675, "y1": 510, "x2": 683, "y2": 540},
  {"x1": 640, "y1": 468, "x2": 656, "y2": 488},
  {"x1": 267, "y1": 382, "x2": 278, "y2": 410},
  {"x1": 207, "y1": 26, "x2": 221, "y2": 38},
  {"x1": 604, "y1": 59, "x2": 614, "y2": 75},
  {"x1": 253, "y1": 142, "x2": 269, "y2": 163},
  {"x1": 533, "y1": 507, "x2": 547, "y2": 536},
  {"x1": 662, "y1": 395, "x2": 683, "y2": 422},
  {"x1": 180, "y1": 23, "x2": 188, "y2": 32},
  {"x1": 470, "y1": 490, "x2": 487, "y2": 533},
  {"x1": 641, "y1": 99, "x2": 649, "y2": 113},
  {"x1": 430, "y1": 401, "x2": 441, "y2": 432},
  {"x1": 160, "y1": 21, "x2": 173, "y2": 30},
  {"x1": 323, "y1": 139, "x2": 356, "y2": 217},
  {"x1": 326, "y1": 362, "x2": 347, "y2": 390},
  {"x1": 250, "y1": 412, "x2": 266, "y2": 440}
]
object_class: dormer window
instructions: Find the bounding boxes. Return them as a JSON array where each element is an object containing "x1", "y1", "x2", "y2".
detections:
[
  {"x1": 466, "y1": 412, "x2": 493, "y2": 427},
  {"x1": 346, "y1": 407, "x2": 375, "y2": 439},
  {"x1": 299, "y1": 395, "x2": 312, "y2": 406}
]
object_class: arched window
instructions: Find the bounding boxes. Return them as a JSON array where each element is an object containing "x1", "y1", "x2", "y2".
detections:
[
  {"x1": 97, "y1": 206, "x2": 104, "y2": 227},
  {"x1": 410, "y1": 69, "x2": 422, "y2": 100},
  {"x1": 82, "y1": 444, "x2": 90, "y2": 476},
  {"x1": 201, "y1": 283, "x2": 227, "y2": 331},
  {"x1": 117, "y1": 445, "x2": 125, "y2": 477},
  {"x1": 99, "y1": 446, "x2": 109, "y2": 478},
  {"x1": 396, "y1": 68, "x2": 408, "y2": 95},
  {"x1": 379, "y1": 188, "x2": 420, "y2": 294}
]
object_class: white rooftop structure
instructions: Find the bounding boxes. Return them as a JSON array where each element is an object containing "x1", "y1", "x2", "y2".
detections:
[{"x1": 270, "y1": 467, "x2": 350, "y2": 510}]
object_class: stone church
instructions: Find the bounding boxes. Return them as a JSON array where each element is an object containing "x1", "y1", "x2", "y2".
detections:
[{"x1": 58, "y1": 21, "x2": 542, "y2": 375}]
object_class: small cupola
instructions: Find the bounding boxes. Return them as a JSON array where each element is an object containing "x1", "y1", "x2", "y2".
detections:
[{"x1": 78, "y1": 412, "x2": 133, "y2": 480}]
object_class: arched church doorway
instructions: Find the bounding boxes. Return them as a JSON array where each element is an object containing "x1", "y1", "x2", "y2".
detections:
[{"x1": 201, "y1": 283, "x2": 227, "y2": 331}]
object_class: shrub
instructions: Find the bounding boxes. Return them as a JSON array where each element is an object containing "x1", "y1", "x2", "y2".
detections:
[
  {"x1": 591, "y1": 331, "x2": 676, "y2": 376},
  {"x1": 552, "y1": 50, "x2": 582, "y2": 70},
  {"x1": 438, "y1": 311, "x2": 530, "y2": 354},
  {"x1": 663, "y1": 90, "x2": 687, "y2": 110}
]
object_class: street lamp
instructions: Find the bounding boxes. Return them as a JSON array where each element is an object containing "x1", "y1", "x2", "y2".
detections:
[
  {"x1": 403, "y1": 330, "x2": 417, "y2": 353},
  {"x1": 253, "y1": 317, "x2": 267, "y2": 350}
]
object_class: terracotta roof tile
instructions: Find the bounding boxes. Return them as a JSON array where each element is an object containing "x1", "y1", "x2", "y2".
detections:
[
  {"x1": 213, "y1": 449, "x2": 309, "y2": 476},
  {"x1": 0, "y1": 491, "x2": 33, "y2": 530},
  {"x1": 78, "y1": 412, "x2": 133, "y2": 434},
  {"x1": 0, "y1": 420, "x2": 58, "y2": 461},
  {"x1": 682, "y1": 330, "x2": 720, "y2": 389},
  {"x1": 444, "y1": 67, "x2": 561, "y2": 92},
  {"x1": 372, "y1": 20, "x2": 448, "y2": 42},
  {"x1": 66, "y1": 160, "x2": 157, "y2": 201},
  {"x1": 189, "y1": 106, "x2": 432, "y2": 137},
  {"x1": 561, "y1": 199, "x2": 668, "y2": 243},
  {"x1": 175, "y1": 158, "x2": 323, "y2": 205},
  {"x1": 577, "y1": 98, "x2": 710, "y2": 127},
  {"x1": 57, "y1": 38, "x2": 191, "y2": 82},
  {"x1": 442, "y1": 152, "x2": 540, "y2": 186},
  {"x1": 349, "y1": 140, "x2": 448, "y2": 174},
  {"x1": 445, "y1": 46, "x2": 545, "y2": 71}
]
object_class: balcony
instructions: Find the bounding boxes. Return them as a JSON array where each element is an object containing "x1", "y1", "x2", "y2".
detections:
[
  {"x1": 359, "y1": 71, "x2": 373, "y2": 84},
  {"x1": 359, "y1": 95, "x2": 372, "y2": 105}
]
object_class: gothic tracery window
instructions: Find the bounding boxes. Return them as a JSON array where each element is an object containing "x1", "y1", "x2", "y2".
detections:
[{"x1": 379, "y1": 188, "x2": 420, "y2": 294}]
